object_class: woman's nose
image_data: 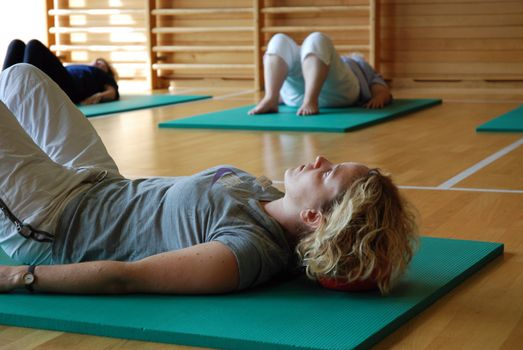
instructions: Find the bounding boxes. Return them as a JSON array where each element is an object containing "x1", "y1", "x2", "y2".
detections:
[{"x1": 314, "y1": 155, "x2": 330, "y2": 168}]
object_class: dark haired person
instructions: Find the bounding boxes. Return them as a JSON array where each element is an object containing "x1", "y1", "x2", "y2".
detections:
[{"x1": 2, "y1": 39, "x2": 118, "y2": 105}]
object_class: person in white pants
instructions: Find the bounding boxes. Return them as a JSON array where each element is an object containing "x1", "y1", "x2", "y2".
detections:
[
  {"x1": 0, "y1": 63, "x2": 120, "y2": 266},
  {"x1": 249, "y1": 32, "x2": 391, "y2": 116}
]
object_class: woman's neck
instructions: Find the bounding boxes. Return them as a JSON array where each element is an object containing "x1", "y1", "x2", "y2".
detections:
[{"x1": 262, "y1": 198, "x2": 303, "y2": 246}]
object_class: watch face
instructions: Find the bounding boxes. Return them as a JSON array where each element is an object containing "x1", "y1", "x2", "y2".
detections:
[{"x1": 23, "y1": 273, "x2": 35, "y2": 285}]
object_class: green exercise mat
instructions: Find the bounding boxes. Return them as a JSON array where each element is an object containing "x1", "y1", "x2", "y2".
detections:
[
  {"x1": 0, "y1": 237, "x2": 502, "y2": 350},
  {"x1": 477, "y1": 105, "x2": 523, "y2": 132},
  {"x1": 159, "y1": 98, "x2": 441, "y2": 132},
  {"x1": 79, "y1": 94, "x2": 211, "y2": 117}
]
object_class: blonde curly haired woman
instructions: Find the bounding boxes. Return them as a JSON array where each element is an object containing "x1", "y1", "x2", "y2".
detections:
[
  {"x1": 0, "y1": 64, "x2": 416, "y2": 295},
  {"x1": 296, "y1": 169, "x2": 418, "y2": 294}
]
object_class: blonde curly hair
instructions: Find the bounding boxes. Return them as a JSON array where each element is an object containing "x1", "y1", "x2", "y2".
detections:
[{"x1": 296, "y1": 169, "x2": 418, "y2": 295}]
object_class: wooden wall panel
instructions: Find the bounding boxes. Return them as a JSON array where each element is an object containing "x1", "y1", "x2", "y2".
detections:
[
  {"x1": 380, "y1": 0, "x2": 523, "y2": 83},
  {"x1": 46, "y1": 0, "x2": 523, "y2": 90}
]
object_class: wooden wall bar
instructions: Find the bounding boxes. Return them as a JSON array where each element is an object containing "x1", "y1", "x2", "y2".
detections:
[
  {"x1": 151, "y1": 0, "x2": 254, "y2": 87},
  {"x1": 46, "y1": 0, "x2": 149, "y2": 90},
  {"x1": 45, "y1": 0, "x2": 523, "y2": 90}
]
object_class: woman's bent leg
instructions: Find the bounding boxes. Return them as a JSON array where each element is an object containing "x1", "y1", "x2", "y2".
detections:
[
  {"x1": 0, "y1": 64, "x2": 120, "y2": 177},
  {"x1": 250, "y1": 33, "x2": 301, "y2": 114},
  {"x1": 298, "y1": 54, "x2": 328, "y2": 115},
  {"x1": 0, "y1": 101, "x2": 95, "y2": 265},
  {"x1": 23, "y1": 39, "x2": 79, "y2": 103},
  {"x1": 248, "y1": 54, "x2": 288, "y2": 115},
  {"x1": 264, "y1": 33, "x2": 305, "y2": 109},
  {"x1": 300, "y1": 32, "x2": 360, "y2": 107},
  {"x1": 2, "y1": 39, "x2": 25, "y2": 71}
]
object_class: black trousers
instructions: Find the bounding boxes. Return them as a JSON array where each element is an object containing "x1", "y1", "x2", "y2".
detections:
[{"x1": 2, "y1": 39, "x2": 79, "y2": 103}]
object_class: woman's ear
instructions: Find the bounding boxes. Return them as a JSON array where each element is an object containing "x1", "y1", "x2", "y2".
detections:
[{"x1": 299, "y1": 209, "x2": 324, "y2": 229}]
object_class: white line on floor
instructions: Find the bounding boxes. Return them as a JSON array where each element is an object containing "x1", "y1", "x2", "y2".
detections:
[
  {"x1": 272, "y1": 181, "x2": 522, "y2": 194},
  {"x1": 438, "y1": 137, "x2": 523, "y2": 189},
  {"x1": 399, "y1": 185, "x2": 523, "y2": 194},
  {"x1": 441, "y1": 99, "x2": 522, "y2": 104}
]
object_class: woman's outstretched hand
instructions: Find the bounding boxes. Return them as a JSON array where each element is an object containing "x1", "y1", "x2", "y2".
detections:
[
  {"x1": 80, "y1": 92, "x2": 103, "y2": 105},
  {"x1": 0, "y1": 265, "x2": 23, "y2": 293},
  {"x1": 364, "y1": 84, "x2": 392, "y2": 109},
  {"x1": 364, "y1": 94, "x2": 390, "y2": 109}
]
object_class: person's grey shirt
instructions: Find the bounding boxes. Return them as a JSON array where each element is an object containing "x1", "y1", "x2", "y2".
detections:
[{"x1": 53, "y1": 166, "x2": 293, "y2": 290}]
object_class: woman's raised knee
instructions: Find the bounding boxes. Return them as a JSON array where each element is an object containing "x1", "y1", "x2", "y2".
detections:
[
  {"x1": 2, "y1": 62, "x2": 40, "y2": 77},
  {"x1": 266, "y1": 33, "x2": 300, "y2": 71},
  {"x1": 301, "y1": 32, "x2": 336, "y2": 65},
  {"x1": 268, "y1": 33, "x2": 294, "y2": 46},
  {"x1": 7, "y1": 39, "x2": 26, "y2": 51},
  {"x1": 0, "y1": 63, "x2": 44, "y2": 98},
  {"x1": 26, "y1": 39, "x2": 47, "y2": 52},
  {"x1": 302, "y1": 32, "x2": 333, "y2": 49}
]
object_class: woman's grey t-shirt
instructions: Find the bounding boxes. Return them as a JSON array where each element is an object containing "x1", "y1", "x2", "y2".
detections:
[{"x1": 53, "y1": 166, "x2": 292, "y2": 290}]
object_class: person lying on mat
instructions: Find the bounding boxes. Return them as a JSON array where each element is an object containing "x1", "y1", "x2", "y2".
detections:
[
  {"x1": 0, "y1": 64, "x2": 417, "y2": 296},
  {"x1": 249, "y1": 32, "x2": 392, "y2": 116},
  {"x1": 2, "y1": 39, "x2": 119, "y2": 105}
]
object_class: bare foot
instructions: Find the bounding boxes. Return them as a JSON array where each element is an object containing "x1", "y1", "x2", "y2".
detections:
[
  {"x1": 248, "y1": 98, "x2": 279, "y2": 115},
  {"x1": 297, "y1": 100, "x2": 319, "y2": 116}
]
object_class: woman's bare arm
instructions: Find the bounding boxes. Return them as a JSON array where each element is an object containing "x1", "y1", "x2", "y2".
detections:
[
  {"x1": 0, "y1": 241, "x2": 239, "y2": 294},
  {"x1": 80, "y1": 85, "x2": 117, "y2": 105},
  {"x1": 363, "y1": 84, "x2": 392, "y2": 109}
]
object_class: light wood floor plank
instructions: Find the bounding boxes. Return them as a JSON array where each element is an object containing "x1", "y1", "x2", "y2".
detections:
[{"x1": 458, "y1": 145, "x2": 523, "y2": 190}]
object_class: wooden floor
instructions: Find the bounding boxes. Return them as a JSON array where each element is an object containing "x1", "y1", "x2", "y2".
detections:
[{"x1": 1, "y1": 85, "x2": 522, "y2": 349}]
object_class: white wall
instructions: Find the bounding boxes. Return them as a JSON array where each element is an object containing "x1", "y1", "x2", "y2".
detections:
[{"x1": 0, "y1": 0, "x2": 48, "y2": 63}]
